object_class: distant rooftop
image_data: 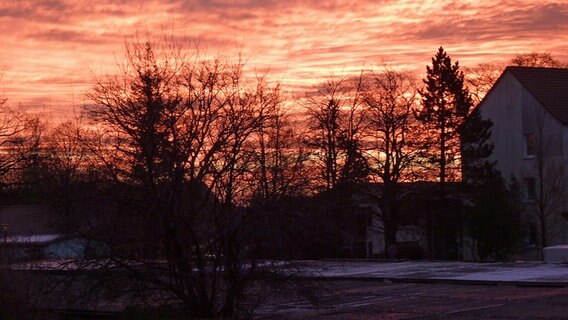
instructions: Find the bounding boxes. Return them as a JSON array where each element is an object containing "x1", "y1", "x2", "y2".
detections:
[
  {"x1": 3, "y1": 234, "x2": 63, "y2": 245},
  {"x1": 506, "y1": 66, "x2": 568, "y2": 124}
]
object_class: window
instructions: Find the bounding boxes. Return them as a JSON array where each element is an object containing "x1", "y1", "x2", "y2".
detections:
[
  {"x1": 525, "y1": 133, "x2": 536, "y2": 157},
  {"x1": 355, "y1": 212, "x2": 369, "y2": 237},
  {"x1": 528, "y1": 222, "x2": 538, "y2": 246},
  {"x1": 524, "y1": 177, "x2": 536, "y2": 200}
]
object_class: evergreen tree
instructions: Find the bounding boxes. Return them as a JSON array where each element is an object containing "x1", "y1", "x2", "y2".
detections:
[
  {"x1": 418, "y1": 47, "x2": 474, "y2": 259},
  {"x1": 460, "y1": 107, "x2": 521, "y2": 260},
  {"x1": 460, "y1": 107, "x2": 495, "y2": 185},
  {"x1": 418, "y1": 47, "x2": 473, "y2": 186},
  {"x1": 465, "y1": 173, "x2": 521, "y2": 261},
  {"x1": 338, "y1": 137, "x2": 369, "y2": 186}
]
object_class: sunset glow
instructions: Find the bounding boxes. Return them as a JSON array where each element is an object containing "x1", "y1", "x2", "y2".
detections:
[{"x1": 1, "y1": 0, "x2": 568, "y2": 118}]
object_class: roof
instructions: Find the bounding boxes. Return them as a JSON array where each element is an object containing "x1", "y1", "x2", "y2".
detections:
[
  {"x1": 505, "y1": 66, "x2": 568, "y2": 124},
  {"x1": 3, "y1": 234, "x2": 63, "y2": 246}
]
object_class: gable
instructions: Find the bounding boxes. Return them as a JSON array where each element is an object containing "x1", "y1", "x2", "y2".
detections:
[{"x1": 504, "y1": 67, "x2": 568, "y2": 125}]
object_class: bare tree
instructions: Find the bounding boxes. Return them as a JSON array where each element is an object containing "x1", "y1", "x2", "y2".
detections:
[
  {"x1": 526, "y1": 108, "x2": 567, "y2": 252},
  {"x1": 28, "y1": 119, "x2": 104, "y2": 235},
  {"x1": 0, "y1": 78, "x2": 42, "y2": 319},
  {"x1": 252, "y1": 97, "x2": 311, "y2": 203},
  {"x1": 363, "y1": 67, "x2": 421, "y2": 254},
  {"x1": 0, "y1": 106, "x2": 42, "y2": 189},
  {"x1": 464, "y1": 62, "x2": 505, "y2": 104},
  {"x1": 84, "y1": 38, "x2": 291, "y2": 318},
  {"x1": 339, "y1": 72, "x2": 369, "y2": 186},
  {"x1": 304, "y1": 75, "x2": 367, "y2": 191},
  {"x1": 465, "y1": 53, "x2": 566, "y2": 106},
  {"x1": 511, "y1": 52, "x2": 567, "y2": 68}
]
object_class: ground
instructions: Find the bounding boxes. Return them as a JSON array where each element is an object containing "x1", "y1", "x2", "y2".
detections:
[
  {"x1": 258, "y1": 280, "x2": 568, "y2": 319},
  {"x1": 16, "y1": 259, "x2": 568, "y2": 318}
]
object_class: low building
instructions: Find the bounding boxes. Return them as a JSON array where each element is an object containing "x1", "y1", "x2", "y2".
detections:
[
  {"x1": 0, "y1": 205, "x2": 103, "y2": 261},
  {"x1": 336, "y1": 182, "x2": 462, "y2": 260}
]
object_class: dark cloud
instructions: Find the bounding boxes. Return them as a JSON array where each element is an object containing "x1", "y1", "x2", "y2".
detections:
[
  {"x1": 195, "y1": 0, "x2": 280, "y2": 10},
  {"x1": 29, "y1": 75, "x2": 92, "y2": 86},
  {"x1": 0, "y1": 0, "x2": 140, "y2": 24},
  {"x1": 507, "y1": 3, "x2": 568, "y2": 31},
  {"x1": 30, "y1": 29, "x2": 108, "y2": 44},
  {"x1": 0, "y1": 0, "x2": 72, "y2": 22},
  {"x1": 412, "y1": 2, "x2": 568, "y2": 42},
  {"x1": 3, "y1": 0, "x2": 568, "y2": 114},
  {"x1": 167, "y1": 0, "x2": 379, "y2": 21}
]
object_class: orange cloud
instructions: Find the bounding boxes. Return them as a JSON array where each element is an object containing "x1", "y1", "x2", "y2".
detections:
[{"x1": 0, "y1": 0, "x2": 567, "y2": 118}]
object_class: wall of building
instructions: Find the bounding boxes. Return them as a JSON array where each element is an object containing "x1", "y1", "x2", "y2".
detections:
[
  {"x1": 480, "y1": 72, "x2": 568, "y2": 253},
  {"x1": 480, "y1": 72, "x2": 525, "y2": 181}
]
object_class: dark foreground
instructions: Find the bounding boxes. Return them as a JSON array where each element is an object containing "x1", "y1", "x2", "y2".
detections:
[{"x1": 258, "y1": 280, "x2": 568, "y2": 319}]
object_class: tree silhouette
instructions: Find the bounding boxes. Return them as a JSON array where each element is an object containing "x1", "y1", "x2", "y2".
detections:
[
  {"x1": 364, "y1": 67, "x2": 420, "y2": 254},
  {"x1": 85, "y1": 38, "x2": 288, "y2": 318},
  {"x1": 466, "y1": 52, "x2": 566, "y2": 104},
  {"x1": 461, "y1": 107, "x2": 521, "y2": 260},
  {"x1": 511, "y1": 52, "x2": 566, "y2": 68},
  {"x1": 304, "y1": 75, "x2": 366, "y2": 190},
  {"x1": 417, "y1": 47, "x2": 473, "y2": 259},
  {"x1": 464, "y1": 62, "x2": 504, "y2": 104},
  {"x1": 459, "y1": 107, "x2": 494, "y2": 186},
  {"x1": 465, "y1": 172, "x2": 521, "y2": 261},
  {"x1": 418, "y1": 46, "x2": 473, "y2": 187}
]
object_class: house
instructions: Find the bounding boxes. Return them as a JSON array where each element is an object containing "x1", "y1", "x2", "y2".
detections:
[
  {"x1": 478, "y1": 66, "x2": 568, "y2": 258},
  {"x1": 333, "y1": 182, "x2": 458, "y2": 260},
  {"x1": 0, "y1": 205, "x2": 104, "y2": 261},
  {"x1": 1, "y1": 234, "x2": 93, "y2": 260}
]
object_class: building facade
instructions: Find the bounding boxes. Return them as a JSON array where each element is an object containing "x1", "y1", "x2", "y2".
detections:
[{"x1": 479, "y1": 66, "x2": 568, "y2": 256}]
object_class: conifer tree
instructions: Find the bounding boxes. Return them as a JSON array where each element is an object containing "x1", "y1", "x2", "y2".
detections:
[
  {"x1": 418, "y1": 47, "x2": 474, "y2": 259},
  {"x1": 459, "y1": 107, "x2": 494, "y2": 185},
  {"x1": 418, "y1": 47, "x2": 473, "y2": 187},
  {"x1": 465, "y1": 173, "x2": 521, "y2": 261},
  {"x1": 460, "y1": 107, "x2": 521, "y2": 260}
]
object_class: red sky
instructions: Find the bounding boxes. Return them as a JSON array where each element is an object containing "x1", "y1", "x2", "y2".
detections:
[{"x1": 1, "y1": 0, "x2": 568, "y2": 118}]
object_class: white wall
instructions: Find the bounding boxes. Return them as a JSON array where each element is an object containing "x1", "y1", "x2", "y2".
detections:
[
  {"x1": 480, "y1": 71, "x2": 568, "y2": 248},
  {"x1": 480, "y1": 72, "x2": 525, "y2": 181}
]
